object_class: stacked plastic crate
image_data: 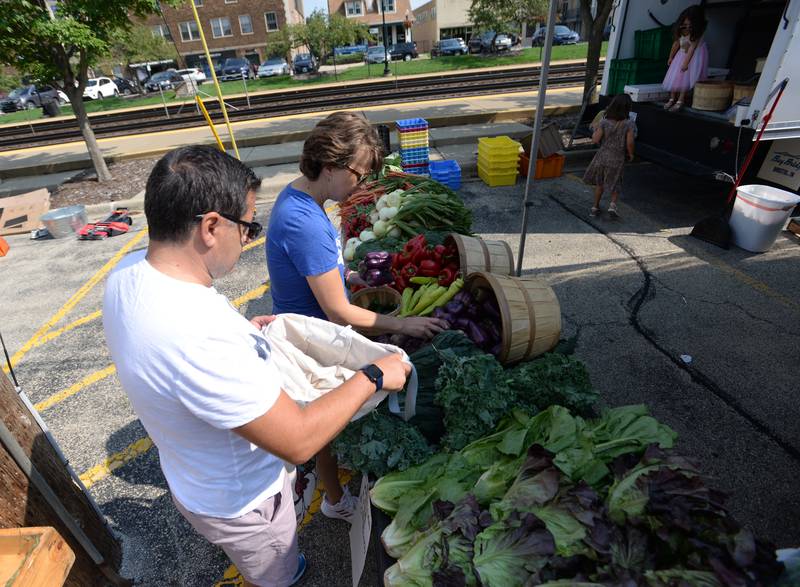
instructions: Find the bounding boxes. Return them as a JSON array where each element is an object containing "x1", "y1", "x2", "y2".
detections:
[
  {"x1": 477, "y1": 136, "x2": 521, "y2": 186},
  {"x1": 396, "y1": 118, "x2": 430, "y2": 175},
  {"x1": 429, "y1": 160, "x2": 461, "y2": 190}
]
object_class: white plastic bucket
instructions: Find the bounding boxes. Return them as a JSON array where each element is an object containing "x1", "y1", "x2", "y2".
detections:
[{"x1": 729, "y1": 185, "x2": 800, "y2": 252}]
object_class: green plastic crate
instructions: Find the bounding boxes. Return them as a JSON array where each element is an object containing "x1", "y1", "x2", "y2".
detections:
[
  {"x1": 607, "y1": 58, "x2": 667, "y2": 95},
  {"x1": 634, "y1": 26, "x2": 674, "y2": 61}
]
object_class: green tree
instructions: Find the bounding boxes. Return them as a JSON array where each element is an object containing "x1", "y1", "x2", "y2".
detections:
[
  {"x1": 0, "y1": 70, "x2": 22, "y2": 93},
  {"x1": 0, "y1": 0, "x2": 169, "y2": 182},
  {"x1": 469, "y1": 0, "x2": 547, "y2": 35},
  {"x1": 290, "y1": 10, "x2": 370, "y2": 65},
  {"x1": 264, "y1": 26, "x2": 294, "y2": 62},
  {"x1": 579, "y1": 0, "x2": 615, "y2": 101}
]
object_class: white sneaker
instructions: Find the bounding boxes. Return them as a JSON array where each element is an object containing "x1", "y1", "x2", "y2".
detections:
[
  {"x1": 320, "y1": 486, "x2": 358, "y2": 522},
  {"x1": 608, "y1": 203, "x2": 619, "y2": 218}
]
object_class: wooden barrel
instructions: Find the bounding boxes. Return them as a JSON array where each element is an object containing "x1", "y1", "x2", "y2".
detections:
[
  {"x1": 732, "y1": 83, "x2": 756, "y2": 103},
  {"x1": 465, "y1": 272, "x2": 561, "y2": 364},
  {"x1": 446, "y1": 234, "x2": 515, "y2": 276},
  {"x1": 350, "y1": 286, "x2": 402, "y2": 316},
  {"x1": 693, "y1": 80, "x2": 734, "y2": 111}
]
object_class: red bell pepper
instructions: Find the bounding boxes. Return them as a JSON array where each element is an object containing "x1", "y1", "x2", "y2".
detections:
[
  {"x1": 417, "y1": 259, "x2": 441, "y2": 277},
  {"x1": 438, "y1": 267, "x2": 455, "y2": 287},
  {"x1": 401, "y1": 264, "x2": 418, "y2": 279},
  {"x1": 433, "y1": 244, "x2": 446, "y2": 263}
]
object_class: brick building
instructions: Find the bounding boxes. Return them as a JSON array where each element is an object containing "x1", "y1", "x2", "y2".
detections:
[
  {"x1": 327, "y1": 0, "x2": 414, "y2": 46},
  {"x1": 412, "y1": 0, "x2": 472, "y2": 54},
  {"x1": 144, "y1": 0, "x2": 304, "y2": 70}
]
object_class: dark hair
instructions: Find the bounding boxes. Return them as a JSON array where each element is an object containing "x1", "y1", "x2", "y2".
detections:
[
  {"x1": 605, "y1": 94, "x2": 632, "y2": 121},
  {"x1": 299, "y1": 111, "x2": 383, "y2": 180},
  {"x1": 674, "y1": 5, "x2": 707, "y2": 42},
  {"x1": 144, "y1": 145, "x2": 261, "y2": 242}
]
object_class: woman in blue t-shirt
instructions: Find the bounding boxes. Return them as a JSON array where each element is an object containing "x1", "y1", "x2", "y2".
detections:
[{"x1": 267, "y1": 111, "x2": 447, "y2": 522}]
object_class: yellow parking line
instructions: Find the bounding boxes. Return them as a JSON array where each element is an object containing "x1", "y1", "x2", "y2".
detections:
[
  {"x1": 4, "y1": 229, "x2": 148, "y2": 373},
  {"x1": 33, "y1": 310, "x2": 103, "y2": 348},
  {"x1": 79, "y1": 436, "x2": 154, "y2": 490},
  {"x1": 232, "y1": 283, "x2": 270, "y2": 308},
  {"x1": 34, "y1": 365, "x2": 117, "y2": 412},
  {"x1": 242, "y1": 235, "x2": 266, "y2": 253},
  {"x1": 215, "y1": 469, "x2": 353, "y2": 587}
]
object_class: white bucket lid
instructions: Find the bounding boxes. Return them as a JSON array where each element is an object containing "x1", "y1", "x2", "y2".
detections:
[{"x1": 736, "y1": 184, "x2": 800, "y2": 207}]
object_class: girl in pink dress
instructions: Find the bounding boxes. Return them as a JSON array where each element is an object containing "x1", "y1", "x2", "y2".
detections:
[{"x1": 662, "y1": 5, "x2": 709, "y2": 112}]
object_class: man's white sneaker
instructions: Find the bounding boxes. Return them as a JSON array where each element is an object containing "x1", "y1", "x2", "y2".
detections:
[
  {"x1": 320, "y1": 486, "x2": 358, "y2": 522},
  {"x1": 608, "y1": 203, "x2": 619, "y2": 218}
]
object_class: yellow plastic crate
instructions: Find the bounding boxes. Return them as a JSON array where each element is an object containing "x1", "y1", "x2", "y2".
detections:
[
  {"x1": 397, "y1": 130, "x2": 429, "y2": 141},
  {"x1": 478, "y1": 148, "x2": 520, "y2": 165},
  {"x1": 477, "y1": 154, "x2": 518, "y2": 173},
  {"x1": 478, "y1": 162, "x2": 518, "y2": 186},
  {"x1": 478, "y1": 136, "x2": 521, "y2": 153},
  {"x1": 399, "y1": 138, "x2": 430, "y2": 148}
]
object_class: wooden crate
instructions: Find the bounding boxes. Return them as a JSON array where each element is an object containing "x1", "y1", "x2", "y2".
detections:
[{"x1": 0, "y1": 527, "x2": 74, "y2": 586}]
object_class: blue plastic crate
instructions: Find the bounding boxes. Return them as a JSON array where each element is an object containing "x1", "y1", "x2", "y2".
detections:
[
  {"x1": 429, "y1": 160, "x2": 460, "y2": 174},
  {"x1": 400, "y1": 146, "x2": 430, "y2": 157},
  {"x1": 403, "y1": 167, "x2": 430, "y2": 176},
  {"x1": 396, "y1": 117, "x2": 429, "y2": 132}
]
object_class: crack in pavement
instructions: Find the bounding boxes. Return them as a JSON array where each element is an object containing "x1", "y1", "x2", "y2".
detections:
[{"x1": 545, "y1": 190, "x2": 800, "y2": 463}]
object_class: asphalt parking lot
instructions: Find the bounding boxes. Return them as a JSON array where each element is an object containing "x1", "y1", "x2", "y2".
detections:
[{"x1": 1, "y1": 157, "x2": 798, "y2": 585}]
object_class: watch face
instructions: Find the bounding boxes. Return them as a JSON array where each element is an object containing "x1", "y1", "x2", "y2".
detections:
[{"x1": 363, "y1": 364, "x2": 383, "y2": 382}]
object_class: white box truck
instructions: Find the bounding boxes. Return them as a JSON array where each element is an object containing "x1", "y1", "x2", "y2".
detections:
[{"x1": 595, "y1": 0, "x2": 800, "y2": 194}]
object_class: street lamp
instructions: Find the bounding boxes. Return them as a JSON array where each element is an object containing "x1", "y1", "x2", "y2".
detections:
[{"x1": 380, "y1": 0, "x2": 390, "y2": 76}]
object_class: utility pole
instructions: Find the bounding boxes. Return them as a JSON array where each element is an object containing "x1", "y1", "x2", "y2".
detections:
[{"x1": 380, "y1": 0, "x2": 390, "y2": 76}]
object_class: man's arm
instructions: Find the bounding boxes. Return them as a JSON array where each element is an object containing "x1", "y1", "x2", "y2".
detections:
[{"x1": 234, "y1": 354, "x2": 410, "y2": 464}]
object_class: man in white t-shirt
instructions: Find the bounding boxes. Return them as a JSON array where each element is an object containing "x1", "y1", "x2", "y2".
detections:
[{"x1": 103, "y1": 145, "x2": 409, "y2": 587}]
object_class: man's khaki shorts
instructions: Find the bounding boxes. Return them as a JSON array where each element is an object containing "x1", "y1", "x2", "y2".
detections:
[{"x1": 173, "y1": 473, "x2": 298, "y2": 586}]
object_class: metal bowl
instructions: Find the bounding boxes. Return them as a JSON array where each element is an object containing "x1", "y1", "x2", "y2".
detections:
[{"x1": 39, "y1": 205, "x2": 87, "y2": 238}]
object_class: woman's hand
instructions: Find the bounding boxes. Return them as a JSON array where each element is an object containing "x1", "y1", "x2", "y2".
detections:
[
  {"x1": 250, "y1": 315, "x2": 277, "y2": 329},
  {"x1": 399, "y1": 316, "x2": 448, "y2": 339},
  {"x1": 681, "y1": 60, "x2": 690, "y2": 72}
]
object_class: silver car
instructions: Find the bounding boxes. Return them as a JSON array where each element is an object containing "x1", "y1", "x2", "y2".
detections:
[
  {"x1": 257, "y1": 58, "x2": 290, "y2": 78},
  {"x1": 365, "y1": 46, "x2": 389, "y2": 64}
]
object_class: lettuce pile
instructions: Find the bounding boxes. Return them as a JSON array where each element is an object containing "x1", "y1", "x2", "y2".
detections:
[{"x1": 372, "y1": 406, "x2": 783, "y2": 586}]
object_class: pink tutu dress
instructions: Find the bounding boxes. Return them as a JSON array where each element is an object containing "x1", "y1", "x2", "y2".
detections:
[{"x1": 662, "y1": 34, "x2": 708, "y2": 92}]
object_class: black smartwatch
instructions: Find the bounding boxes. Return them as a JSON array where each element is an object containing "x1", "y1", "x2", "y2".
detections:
[{"x1": 359, "y1": 364, "x2": 384, "y2": 392}]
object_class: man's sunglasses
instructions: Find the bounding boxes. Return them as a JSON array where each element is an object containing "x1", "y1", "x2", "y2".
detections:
[
  {"x1": 345, "y1": 164, "x2": 370, "y2": 185},
  {"x1": 195, "y1": 212, "x2": 263, "y2": 241}
]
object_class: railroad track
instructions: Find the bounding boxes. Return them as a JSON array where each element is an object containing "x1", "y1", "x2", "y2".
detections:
[{"x1": 0, "y1": 61, "x2": 601, "y2": 150}]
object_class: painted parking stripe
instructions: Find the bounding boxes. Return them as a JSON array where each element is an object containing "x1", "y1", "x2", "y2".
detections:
[
  {"x1": 4, "y1": 228, "x2": 148, "y2": 373},
  {"x1": 79, "y1": 436, "x2": 154, "y2": 490},
  {"x1": 214, "y1": 469, "x2": 354, "y2": 587},
  {"x1": 34, "y1": 365, "x2": 117, "y2": 412},
  {"x1": 33, "y1": 310, "x2": 103, "y2": 348}
]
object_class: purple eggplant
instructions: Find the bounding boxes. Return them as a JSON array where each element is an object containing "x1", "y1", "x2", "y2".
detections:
[
  {"x1": 482, "y1": 299, "x2": 501, "y2": 320},
  {"x1": 444, "y1": 300, "x2": 465, "y2": 315},
  {"x1": 468, "y1": 322, "x2": 488, "y2": 347},
  {"x1": 455, "y1": 317, "x2": 471, "y2": 331},
  {"x1": 453, "y1": 290, "x2": 471, "y2": 305},
  {"x1": 485, "y1": 320, "x2": 501, "y2": 342},
  {"x1": 432, "y1": 307, "x2": 448, "y2": 320},
  {"x1": 364, "y1": 251, "x2": 392, "y2": 270},
  {"x1": 365, "y1": 268, "x2": 393, "y2": 286},
  {"x1": 489, "y1": 342, "x2": 502, "y2": 356}
]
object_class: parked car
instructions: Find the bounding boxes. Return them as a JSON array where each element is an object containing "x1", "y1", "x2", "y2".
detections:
[
  {"x1": 83, "y1": 76, "x2": 119, "y2": 100},
  {"x1": 0, "y1": 84, "x2": 60, "y2": 112},
  {"x1": 112, "y1": 77, "x2": 138, "y2": 95},
  {"x1": 144, "y1": 70, "x2": 184, "y2": 92},
  {"x1": 468, "y1": 31, "x2": 512, "y2": 53},
  {"x1": 257, "y1": 58, "x2": 290, "y2": 78},
  {"x1": 292, "y1": 53, "x2": 318, "y2": 75},
  {"x1": 431, "y1": 38, "x2": 468, "y2": 57},
  {"x1": 365, "y1": 45, "x2": 389, "y2": 64},
  {"x1": 57, "y1": 90, "x2": 70, "y2": 105},
  {"x1": 334, "y1": 44, "x2": 368, "y2": 56},
  {"x1": 219, "y1": 58, "x2": 253, "y2": 81},
  {"x1": 389, "y1": 42, "x2": 418, "y2": 61},
  {"x1": 531, "y1": 25, "x2": 580, "y2": 46},
  {"x1": 176, "y1": 68, "x2": 207, "y2": 84}
]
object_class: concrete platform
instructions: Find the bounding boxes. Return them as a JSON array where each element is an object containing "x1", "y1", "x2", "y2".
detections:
[{"x1": 0, "y1": 85, "x2": 585, "y2": 180}]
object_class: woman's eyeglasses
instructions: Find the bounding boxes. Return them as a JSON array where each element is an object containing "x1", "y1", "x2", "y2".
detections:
[
  {"x1": 195, "y1": 212, "x2": 263, "y2": 241},
  {"x1": 344, "y1": 164, "x2": 370, "y2": 185}
]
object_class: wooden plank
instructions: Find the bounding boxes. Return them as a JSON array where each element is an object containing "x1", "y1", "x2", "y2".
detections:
[
  {"x1": 787, "y1": 219, "x2": 800, "y2": 238},
  {"x1": 0, "y1": 370, "x2": 122, "y2": 586},
  {"x1": 0, "y1": 526, "x2": 74, "y2": 586}
]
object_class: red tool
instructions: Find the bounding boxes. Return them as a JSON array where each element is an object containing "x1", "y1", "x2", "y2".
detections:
[{"x1": 78, "y1": 208, "x2": 133, "y2": 240}]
